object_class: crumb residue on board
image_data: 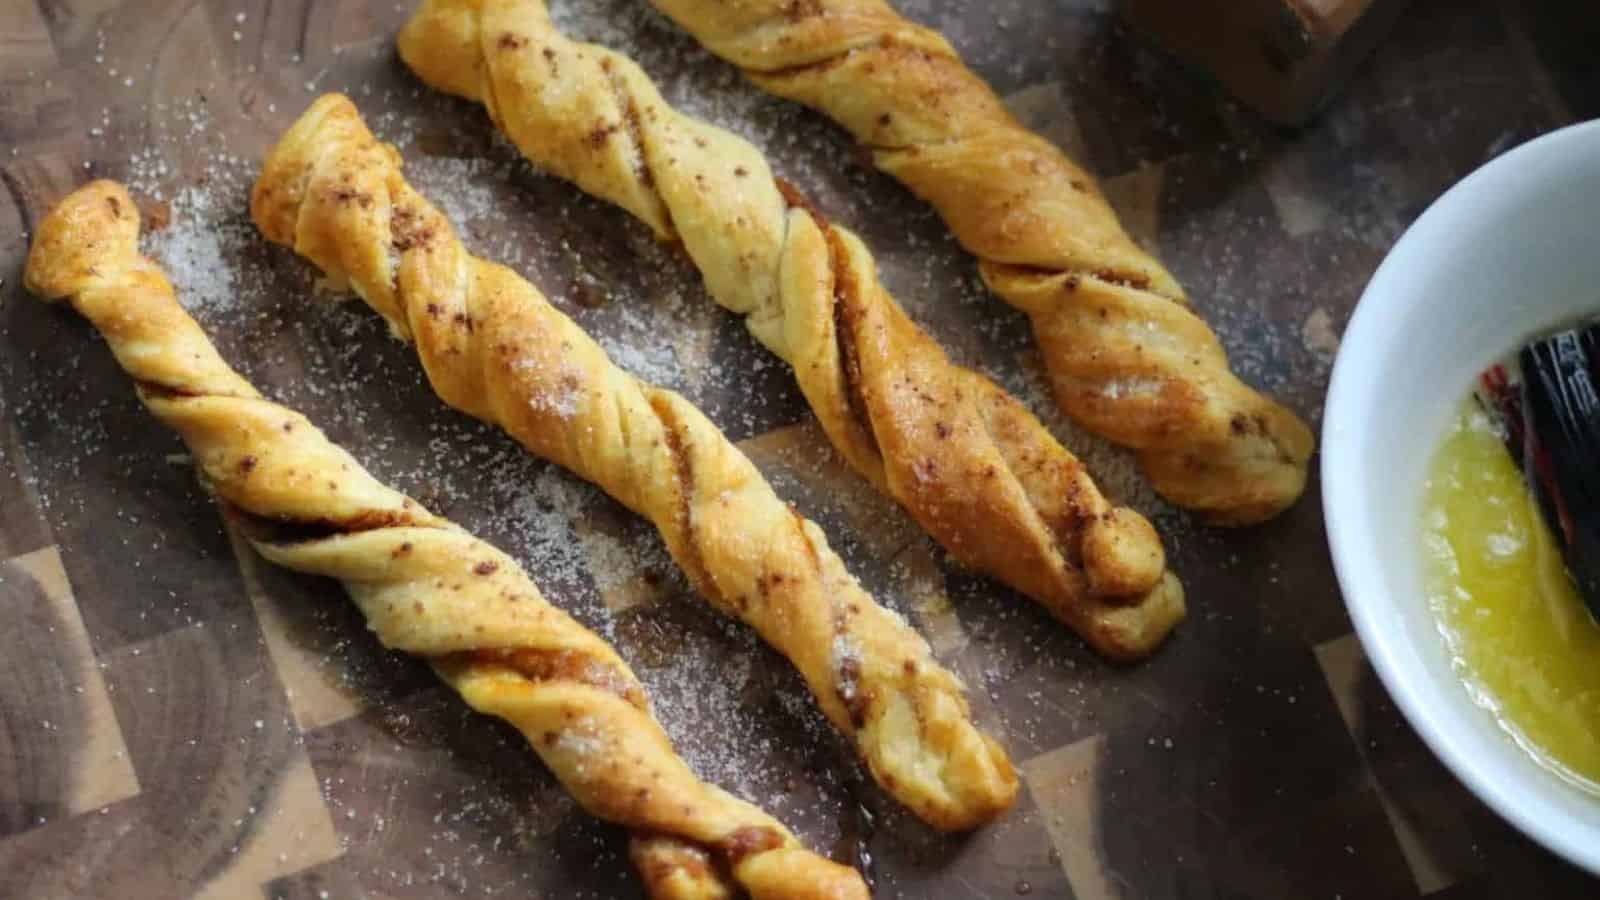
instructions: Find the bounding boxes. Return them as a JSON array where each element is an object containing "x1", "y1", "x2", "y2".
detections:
[{"x1": 1301, "y1": 308, "x2": 1341, "y2": 361}]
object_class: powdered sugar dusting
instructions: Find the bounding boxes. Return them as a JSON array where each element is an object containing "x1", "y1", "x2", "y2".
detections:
[
  {"x1": 125, "y1": 118, "x2": 281, "y2": 325},
  {"x1": 407, "y1": 156, "x2": 500, "y2": 234},
  {"x1": 146, "y1": 186, "x2": 236, "y2": 314}
]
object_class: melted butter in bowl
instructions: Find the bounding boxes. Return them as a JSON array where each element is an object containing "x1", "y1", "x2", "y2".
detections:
[
  {"x1": 1325, "y1": 120, "x2": 1600, "y2": 873},
  {"x1": 1423, "y1": 398, "x2": 1600, "y2": 792}
]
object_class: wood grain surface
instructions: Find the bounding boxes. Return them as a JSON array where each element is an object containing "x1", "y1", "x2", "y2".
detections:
[{"x1": 2, "y1": 0, "x2": 1598, "y2": 897}]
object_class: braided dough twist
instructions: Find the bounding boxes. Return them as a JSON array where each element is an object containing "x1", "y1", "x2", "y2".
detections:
[
  {"x1": 23, "y1": 180, "x2": 869, "y2": 900},
  {"x1": 641, "y1": 0, "x2": 1316, "y2": 525},
  {"x1": 398, "y1": 0, "x2": 1185, "y2": 660},
  {"x1": 251, "y1": 95, "x2": 1019, "y2": 829}
]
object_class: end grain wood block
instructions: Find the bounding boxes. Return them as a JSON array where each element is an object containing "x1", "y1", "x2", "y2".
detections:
[{"x1": 1121, "y1": 0, "x2": 1411, "y2": 124}]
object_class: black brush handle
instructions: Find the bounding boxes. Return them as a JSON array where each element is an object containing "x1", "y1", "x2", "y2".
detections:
[{"x1": 1521, "y1": 327, "x2": 1600, "y2": 620}]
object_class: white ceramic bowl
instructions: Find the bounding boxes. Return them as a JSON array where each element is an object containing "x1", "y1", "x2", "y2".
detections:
[{"x1": 1324, "y1": 119, "x2": 1600, "y2": 875}]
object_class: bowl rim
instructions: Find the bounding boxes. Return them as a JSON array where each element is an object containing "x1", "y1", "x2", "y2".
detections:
[{"x1": 1323, "y1": 118, "x2": 1600, "y2": 877}]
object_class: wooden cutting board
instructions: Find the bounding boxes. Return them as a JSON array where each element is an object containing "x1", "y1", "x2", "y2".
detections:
[{"x1": 0, "y1": 1, "x2": 1592, "y2": 897}]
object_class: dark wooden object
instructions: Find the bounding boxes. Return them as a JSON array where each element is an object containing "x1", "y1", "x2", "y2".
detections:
[{"x1": 1122, "y1": 0, "x2": 1412, "y2": 124}]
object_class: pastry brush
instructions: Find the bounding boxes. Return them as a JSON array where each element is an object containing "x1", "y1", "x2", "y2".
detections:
[{"x1": 1477, "y1": 323, "x2": 1600, "y2": 619}]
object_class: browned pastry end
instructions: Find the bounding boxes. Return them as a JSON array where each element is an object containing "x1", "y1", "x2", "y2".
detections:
[
  {"x1": 23, "y1": 179, "x2": 869, "y2": 900},
  {"x1": 642, "y1": 0, "x2": 1316, "y2": 525},
  {"x1": 397, "y1": 0, "x2": 1185, "y2": 661},
  {"x1": 252, "y1": 95, "x2": 1020, "y2": 830}
]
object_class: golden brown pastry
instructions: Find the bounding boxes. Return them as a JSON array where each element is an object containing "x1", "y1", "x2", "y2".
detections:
[
  {"x1": 252, "y1": 95, "x2": 1019, "y2": 830},
  {"x1": 23, "y1": 179, "x2": 869, "y2": 900},
  {"x1": 640, "y1": 0, "x2": 1316, "y2": 525},
  {"x1": 397, "y1": 0, "x2": 1185, "y2": 661}
]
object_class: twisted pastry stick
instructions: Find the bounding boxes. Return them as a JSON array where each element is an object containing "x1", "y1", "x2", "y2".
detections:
[
  {"x1": 252, "y1": 95, "x2": 1019, "y2": 829},
  {"x1": 23, "y1": 180, "x2": 868, "y2": 900},
  {"x1": 640, "y1": 0, "x2": 1317, "y2": 525},
  {"x1": 397, "y1": 0, "x2": 1185, "y2": 661}
]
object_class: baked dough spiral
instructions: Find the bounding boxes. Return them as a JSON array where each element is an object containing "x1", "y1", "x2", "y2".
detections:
[
  {"x1": 397, "y1": 0, "x2": 1186, "y2": 660},
  {"x1": 252, "y1": 95, "x2": 1019, "y2": 830},
  {"x1": 641, "y1": 0, "x2": 1316, "y2": 525},
  {"x1": 23, "y1": 179, "x2": 869, "y2": 900}
]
